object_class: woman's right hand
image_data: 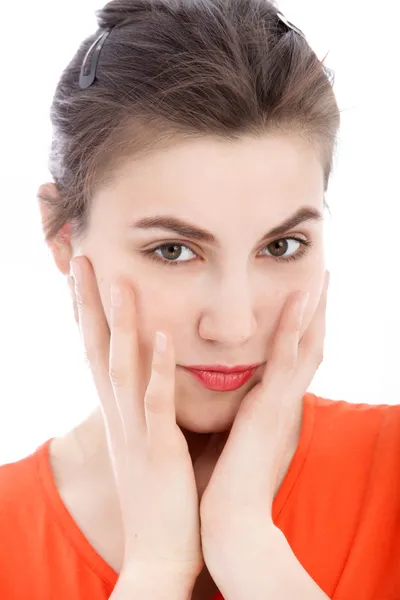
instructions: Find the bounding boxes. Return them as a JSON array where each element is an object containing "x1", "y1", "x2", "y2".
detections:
[{"x1": 68, "y1": 255, "x2": 204, "y2": 584}]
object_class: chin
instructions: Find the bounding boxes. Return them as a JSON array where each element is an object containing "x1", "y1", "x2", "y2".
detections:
[
  {"x1": 176, "y1": 411, "x2": 234, "y2": 434},
  {"x1": 174, "y1": 373, "x2": 261, "y2": 433}
]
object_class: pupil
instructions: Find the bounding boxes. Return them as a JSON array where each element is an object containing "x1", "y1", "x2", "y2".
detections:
[
  {"x1": 163, "y1": 244, "x2": 181, "y2": 260},
  {"x1": 270, "y1": 240, "x2": 288, "y2": 256}
]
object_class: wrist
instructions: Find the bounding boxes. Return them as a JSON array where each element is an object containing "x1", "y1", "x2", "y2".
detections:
[
  {"x1": 212, "y1": 527, "x2": 329, "y2": 600},
  {"x1": 112, "y1": 567, "x2": 197, "y2": 600}
]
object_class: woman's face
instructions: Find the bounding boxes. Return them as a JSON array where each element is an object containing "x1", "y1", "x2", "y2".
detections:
[{"x1": 70, "y1": 133, "x2": 327, "y2": 433}]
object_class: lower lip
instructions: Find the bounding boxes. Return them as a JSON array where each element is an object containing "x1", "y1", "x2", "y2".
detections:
[{"x1": 185, "y1": 368, "x2": 257, "y2": 391}]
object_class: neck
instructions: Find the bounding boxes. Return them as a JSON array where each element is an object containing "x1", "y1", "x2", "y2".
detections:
[{"x1": 69, "y1": 406, "x2": 218, "y2": 467}]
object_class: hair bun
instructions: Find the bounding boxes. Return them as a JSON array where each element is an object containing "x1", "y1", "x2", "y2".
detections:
[{"x1": 95, "y1": 0, "x2": 147, "y2": 30}]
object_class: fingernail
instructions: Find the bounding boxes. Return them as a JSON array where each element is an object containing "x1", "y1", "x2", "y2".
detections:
[{"x1": 155, "y1": 331, "x2": 167, "y2": 354}]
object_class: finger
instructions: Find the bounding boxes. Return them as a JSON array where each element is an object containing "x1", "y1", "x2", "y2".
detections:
[
  {"x1": 213, "y1": 282, "x2": 328, "y2": 509},
  {"x1": 249, "y1": 292, "x2": 308, "y2": 455},
  {"x1": 70, "y1": 257, "x2": 128, "y2": 454},
  {"x1": 206, "y1": 292, "x2": 309, "y2": 509},
  {"x1": 144, "y1": 331, "x2": 178, "y2": 446},
  {"x1": 287, "y1": 270, "x2": 330, "y2": 399},
  {"x1": 257, "y1": 289, "x2": 308, "y2": 398},
  {"x1": 259, "y1": 270, "x2": 330, "y2": 402},
  {"x1": 298, "y1": 269, "x2": 330, "y2": 362},
  {"x1": 258, "y1": 270, "x2": 331, "y2": 419},
  {"x1": 109, "y1": 278, "x2": 147, "y2": 445},
  {"x1": 263, "y1": 270, "x2": 330, "y2": 430}
]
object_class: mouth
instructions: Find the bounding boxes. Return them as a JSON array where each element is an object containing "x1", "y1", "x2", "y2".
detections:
[{"x1": 183, "y1": 363, "x2": 263, "y2": 392}]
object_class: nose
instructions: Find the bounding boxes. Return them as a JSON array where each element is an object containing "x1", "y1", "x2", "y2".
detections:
[{"x1": 198, "y1": 274, "x2": 257, "y2": 347}]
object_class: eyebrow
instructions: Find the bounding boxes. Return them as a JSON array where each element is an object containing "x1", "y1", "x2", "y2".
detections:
[{"x1": 128, "y1": 206, "x2": 323, "y2": 246}]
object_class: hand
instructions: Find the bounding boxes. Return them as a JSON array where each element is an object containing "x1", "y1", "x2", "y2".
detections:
[
  {"x1": 199, "y1": 271, "x2": 330, "y2": 576},
  {"x1": 69, "y1": 256, "x2": 203, "y2": 584}
]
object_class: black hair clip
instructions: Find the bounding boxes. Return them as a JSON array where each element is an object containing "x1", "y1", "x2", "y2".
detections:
[
  {"x1": 276, "y1": 11, "x2": 306, "y2": 40},
  {"x1": 79, "y1": 28, "x2": 113, "y2": 89},
  {"x1": 78, "y1": 12, "x2": 305, "y2": 90}
]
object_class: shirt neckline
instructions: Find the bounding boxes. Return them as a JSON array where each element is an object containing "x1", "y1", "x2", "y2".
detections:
[{"x1": 35, "y1": 392, "x2": 316, "y2": 593}]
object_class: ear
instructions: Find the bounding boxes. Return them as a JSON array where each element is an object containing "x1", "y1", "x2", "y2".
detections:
[{"x1": 37, "y1": 182, "x2": 74, "y2": 276}]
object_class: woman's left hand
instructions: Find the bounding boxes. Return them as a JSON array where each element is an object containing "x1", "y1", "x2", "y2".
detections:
[{"x1": 199, "y1": 270, "x2": 330, "y2": 580}]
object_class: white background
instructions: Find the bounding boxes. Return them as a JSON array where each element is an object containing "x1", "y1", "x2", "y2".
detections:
[{"x1": 0, "y1": 0, "x2": 398, "y2": 464}]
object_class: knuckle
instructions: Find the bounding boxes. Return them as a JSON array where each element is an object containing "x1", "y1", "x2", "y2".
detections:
[
  {"x1": 279, "y1": 350, "x2": 297, "y2": 372},
  {"x1": 108, "y1": 364, "x2": 130, "y2": 387},
  {"x1": 83, "y1": 343, "x2": 101, "y2": 367},
  {"x1": 151, "y1": 360, "x2": 167, "y2": 378},
  {"x1": 144, "y1": 395, "x2": 165, "y2": 415},
  {"x1": 147, "y1": 369, "x2": 164, "y2": 395},
  {"x1": 306, "y1": 344, "x2": 323, "y2": 365},
  {"x1": 145, "y1": 373, "x2": 171, "y2": 415}
]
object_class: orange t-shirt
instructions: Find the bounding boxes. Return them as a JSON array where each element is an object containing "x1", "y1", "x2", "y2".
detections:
[{"x1": 1, "y1": 392, "x2": 400, "y2": 599}]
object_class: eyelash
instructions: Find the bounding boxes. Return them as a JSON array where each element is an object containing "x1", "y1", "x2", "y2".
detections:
[{"x1": 142, "y1": 237, "x2": 313, "y2": 268}]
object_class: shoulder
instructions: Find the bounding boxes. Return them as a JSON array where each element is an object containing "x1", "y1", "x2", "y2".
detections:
[
  {"x1": 0, "y1": 445, "x2": 41, "y2": 506},
  {"x1": 0, "y1": 440, "x2": 52, "y2": 540},
  {"x1": 310, "y1": 392, "x2": 400, "y2": 443},
  {"x1": 284, "y1": 395, "x2": 400, "y2": 597},
  {"x1": 306, "y1": 392, "x2": 400, "y2": 486},
  {"x1": 0, "y1": 440, "x2": 56, "y2": 581}
]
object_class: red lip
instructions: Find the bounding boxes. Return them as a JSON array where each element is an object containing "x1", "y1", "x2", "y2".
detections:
[
  {"x1": 183, "y1": 366, "x2": 259, "y2": 391},
  {"x1": 184, "y1": 363, "x2": 262, "y2": 374},
  {"x1": 182, "y1": 363, "x2": 264, "y2": 392}
]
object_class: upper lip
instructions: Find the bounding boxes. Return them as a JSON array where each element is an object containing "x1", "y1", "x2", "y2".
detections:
[{"x1": 184, "y1": 363, "x2": 263, "y2": 374}]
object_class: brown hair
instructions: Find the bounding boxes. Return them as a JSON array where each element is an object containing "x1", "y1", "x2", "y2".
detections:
[{"x1": 40, "y1": 0, "x2": 340, "y2": 245}]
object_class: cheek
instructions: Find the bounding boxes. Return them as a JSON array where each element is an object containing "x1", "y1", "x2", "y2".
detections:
[{"x1": 135, "y1": 283, "x2": 194, "y2": 347}]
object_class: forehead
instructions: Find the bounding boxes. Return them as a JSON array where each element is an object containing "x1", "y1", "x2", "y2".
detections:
[{"x1": 94, "y1": 133, "x2": 325, "y2": 223}]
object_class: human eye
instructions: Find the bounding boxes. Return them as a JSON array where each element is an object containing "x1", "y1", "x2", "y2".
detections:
[
  {"x1": 259, "y1": 236, "x2": 313, "y2": 263},
  {"x1": 142, "y1": 236, "x2": 313, "y2": 268},
  {"x1": 142, "y1": 242, "x2": 198, "y2": 267}
]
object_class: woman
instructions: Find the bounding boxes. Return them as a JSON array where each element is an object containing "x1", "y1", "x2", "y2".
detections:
[{"x1": 1, "y1": 0, "x2": 398, "y2": 598}]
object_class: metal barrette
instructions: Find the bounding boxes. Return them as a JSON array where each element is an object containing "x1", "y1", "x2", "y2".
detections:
[
  {"x1": 276, "y1": 11, "x2": 306, "y2": 40},
  {"x1": 79, "y1": 28, "x2": 113, "y2": 90}
]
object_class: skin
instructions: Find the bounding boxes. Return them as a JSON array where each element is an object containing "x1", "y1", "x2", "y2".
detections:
[{"x1": 37, "y1": 132, "x2": 327, "y2": 585}]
